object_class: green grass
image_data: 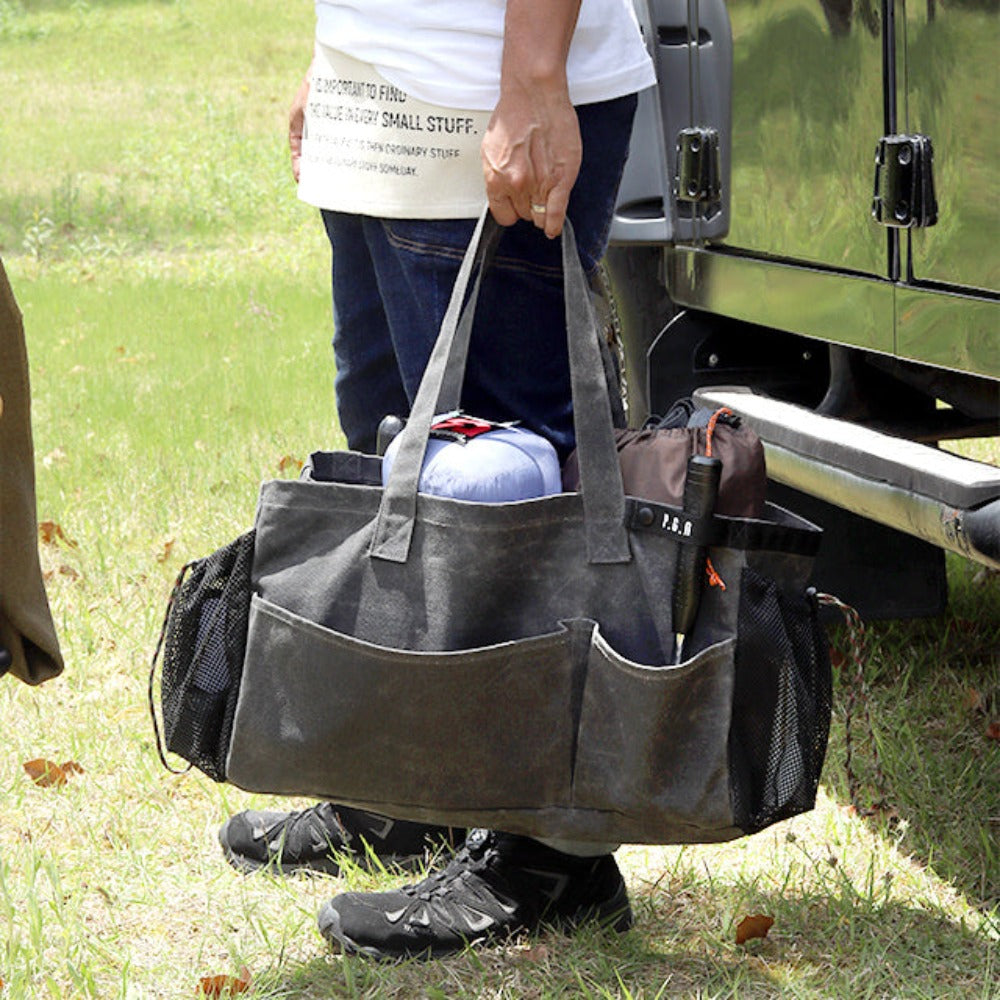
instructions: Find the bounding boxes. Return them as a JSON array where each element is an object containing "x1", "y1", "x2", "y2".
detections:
[{"x1": 1, "y1": 2, "x2": 998, "y2": 997}]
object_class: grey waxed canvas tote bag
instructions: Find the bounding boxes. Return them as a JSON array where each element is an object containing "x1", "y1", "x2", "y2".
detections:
[{"x1": 153, "y1": 212, "x2": 832, "y2": 846}]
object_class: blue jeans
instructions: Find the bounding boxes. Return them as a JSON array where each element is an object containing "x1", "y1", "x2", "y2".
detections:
[{"x1": 321, "y1": 93, "x2": 638, "y2": 458}]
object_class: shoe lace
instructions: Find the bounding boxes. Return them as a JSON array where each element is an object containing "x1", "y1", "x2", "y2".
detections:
[
  {"x1": 406, "y1": 829, "x2": 496, "y2": 901},
  {"x1": 270, "y1": 802, "x2": 340, "y2": 846}
]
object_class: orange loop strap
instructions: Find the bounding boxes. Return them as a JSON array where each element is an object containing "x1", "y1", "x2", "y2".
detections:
[{"x1": 704, "y1": 406, "x2": 734, "y2": 458}]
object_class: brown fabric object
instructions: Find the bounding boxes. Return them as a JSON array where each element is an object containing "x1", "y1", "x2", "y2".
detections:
[
  {"x1": 0, "y1": 256, "x2": 64, "y2": 684},
  {"x1": 562, "y1": 423, "x2": 767, "y2": 519}
]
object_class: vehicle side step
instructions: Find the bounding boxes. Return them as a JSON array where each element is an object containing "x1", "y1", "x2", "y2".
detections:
[{"x1": 694, "y1": 386, "x2": 1000, "y2": 569}]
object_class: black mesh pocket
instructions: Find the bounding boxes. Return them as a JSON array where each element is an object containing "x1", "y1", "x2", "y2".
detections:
[
  {"x1": 150, "y1": 531, "x2": 255, "y2": 781},
  {"x1": 729, "y1": 566, "x2": 832, "y2": 833}
]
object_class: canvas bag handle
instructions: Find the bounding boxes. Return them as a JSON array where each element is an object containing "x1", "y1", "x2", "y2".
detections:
[{"x1": 370, "y1": 209, "x2": 630, "y2": 565}]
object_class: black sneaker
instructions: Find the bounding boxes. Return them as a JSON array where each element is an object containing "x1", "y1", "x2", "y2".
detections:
[
  {"x1": 317, "y1": 828, "x2": 632, "y2": 960},
  {"x1": 218, "y1": 802, "x2": 463, "y2": 876}
]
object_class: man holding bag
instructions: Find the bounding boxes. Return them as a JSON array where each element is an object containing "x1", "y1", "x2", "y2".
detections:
[{"x1": 219, "y1": 0, "x2": 655, "y2": 959}]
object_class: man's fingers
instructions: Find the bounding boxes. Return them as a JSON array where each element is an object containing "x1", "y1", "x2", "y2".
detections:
[
  {"x1": 540, "y1": 179, "x2": 571, "y2": 238},
  {"x1": 488, "y1": 195, "x2": 520, "y2": 228},
  {"x1": 288, "y1": 69, "x2": 311, "y2": 183},
  {"x1": 289, "y1": 118, "x2": 304, "y2": 182},
  {"x1": 482, "y1": 112, "x2": 578, "y2": 235},
  {"x1": 484, "y1": 148, "x2": 538, "y2": 221}
]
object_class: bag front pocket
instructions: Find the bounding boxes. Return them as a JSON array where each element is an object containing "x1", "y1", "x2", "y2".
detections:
[
  {"x1": 226, "y1": 596, "x2": 579, "y2": 817},
  {"x1": 571, "y1": 630, "x2": 740, "y2": 844}
]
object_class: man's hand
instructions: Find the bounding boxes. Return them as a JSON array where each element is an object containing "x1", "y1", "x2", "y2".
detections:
[
  {"x1": 289, "y1": 62, "x2": 313, "y2": 183},
  {"x1": 482, "y1": 80, "x2": 581, "y2": 239},
  {"x1": 482, "y1": 0, "x2": 582, "y2": 237}
]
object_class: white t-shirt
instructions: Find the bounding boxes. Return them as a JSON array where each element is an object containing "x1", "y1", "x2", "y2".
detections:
[
  {"x1": 300, "y1": 1, "x2": 656, "y2": 217},
  {"x1": 298, "y1": 46, "x2": 495, "y2": 217},
  {"x1": 313, "y1": 0, "x2": 656, "y2": 110}
]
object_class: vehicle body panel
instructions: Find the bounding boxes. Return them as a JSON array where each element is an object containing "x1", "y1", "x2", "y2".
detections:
[
  {"x1": 902, "y1": 0, "x2": 999, "y2": 294},
  {"x1": 612, "y1": 0, "x2": 999, "y2": 380},
  {"x1": 607, "y1": 0, "x2": 999, "y2": 595},
  {"x1": 726, "y1": 0, "x2": 888, "y2": 280}
]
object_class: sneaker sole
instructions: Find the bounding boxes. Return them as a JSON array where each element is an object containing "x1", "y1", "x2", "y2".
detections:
[
  {"x1": 219, "y1": 818, "x2": 432, "y2": 878},
  {"x1": 221, "y1": 845, "x2": 344, "y2": 877},
  {"x1": 317, "y1": 903, "x2": 420, "y2": 961},
  {"x1": 218, "y1": 819, "x2": 462, "y2": 876},
  {"x1": 317, "y1": 903, "x2": 495, "y2": 962},
  {"x1": 316, "y1": 884, "x2": 633, "y2": 961}
]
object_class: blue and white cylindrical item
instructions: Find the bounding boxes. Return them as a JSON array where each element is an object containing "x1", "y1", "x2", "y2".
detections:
[{"x1": 381, "y1": 418, "x2": 562, "y2": 503}]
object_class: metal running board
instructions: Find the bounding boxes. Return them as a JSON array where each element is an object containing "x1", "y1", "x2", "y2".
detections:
[{"x1": 694, "y1": 386, "x2": 1000, "y2": 568}]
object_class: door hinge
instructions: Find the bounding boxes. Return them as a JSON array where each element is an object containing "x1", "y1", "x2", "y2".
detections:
[
  {"x1": 872, "y1": 134, "x2": 938, "y2": 228},
  {"x1": 675, "y1": 127, "x2": 721, "y2": 207}
]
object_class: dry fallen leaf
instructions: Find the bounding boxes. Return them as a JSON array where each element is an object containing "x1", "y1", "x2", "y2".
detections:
[
  {"x1": 38, "y1": 520, "x2": 78, "y2": 548},
  {"x1": 986, "y1": 721, "x2": 1000, "y2": 742},
  {"x1": 517, "y1": 943, "x2": 550, "y2": 964},
  {"x1": 23, "y1": 759, "x2": 84, "y2": 787},
  {"x1": 44, "y1": 565, "x2": 81, "y2": 583},
  {"x1": 736, "y1": 913, "x2": 775, "y2": 945},
  {"x1": 24, "y1": 759, "x2": 68, "y2": 787},
  {"x1": 197, "y1": 967, "x2": 252, "y2": 996},
  {"x1": 964, "y1": 688, "x2": 986, "y2": 713},
  {"x1": 156, "y1": 538, "x2": 176, "y2": 564},
  {"x1": 828, "y1": 645, "x2": 846, "y2": 670},
  {"x1": 277, "y1": 454, "x2": 303, "y2": 475}
]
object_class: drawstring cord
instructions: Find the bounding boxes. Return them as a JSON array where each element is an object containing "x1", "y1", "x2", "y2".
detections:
[{"x1": 703, "y1": 407, "x2": 733, "y2": 591}]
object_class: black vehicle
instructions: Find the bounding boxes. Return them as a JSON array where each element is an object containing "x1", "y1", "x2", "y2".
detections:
[{"x1": 606, "y1": 0, "x2": 999, "y2": 617}]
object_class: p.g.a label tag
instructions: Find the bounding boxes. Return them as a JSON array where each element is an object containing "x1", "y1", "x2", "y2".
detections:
[{"x1": 625, "y1": 499, "x2": 715, "y2": 546}]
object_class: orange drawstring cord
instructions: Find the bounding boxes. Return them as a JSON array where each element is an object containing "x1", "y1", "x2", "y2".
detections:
[
  {"x1": 704, "y1": 406, "x2": 733, "y2": 590},
  {"x1": 704, "y1": 406, "x2": 733, "y2": 459}
]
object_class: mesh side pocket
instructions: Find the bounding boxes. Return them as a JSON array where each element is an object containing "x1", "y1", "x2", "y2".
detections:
[
  {"x1": 729, "y1": 566, "x2": 832, "y2": 834},
  {"x1": 152, "y1": 530, "x2": 255, "y2": 781}
]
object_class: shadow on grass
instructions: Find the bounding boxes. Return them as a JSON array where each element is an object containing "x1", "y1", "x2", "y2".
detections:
[
  {"x1": 258, "y1": 888, "x2": 994, "y2": 999},
  {"x1": 822, "y1": 563, "x2": 999, "y2": 911}
]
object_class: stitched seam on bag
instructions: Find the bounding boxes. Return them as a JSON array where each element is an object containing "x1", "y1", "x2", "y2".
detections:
[
  {"x1": 258, "y1": 495, "x2": 381, "y2": 514},
  {"x1": 251, "y1": 595, "x2": 573, "y2": 660},
  {"x1": 591, "y1": 631, "x2": 736, "y2": 677},
  {"x1": 388, "y1": 500, "x2": 583, "y2": 529}
]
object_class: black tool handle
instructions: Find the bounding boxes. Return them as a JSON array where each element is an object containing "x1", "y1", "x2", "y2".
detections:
[
  {"x1": 376, "y1": 415, "x2": 406, "y2": 456},
  {"x1": 672, "y1": 454, "x2": 723, "y2": 640}
]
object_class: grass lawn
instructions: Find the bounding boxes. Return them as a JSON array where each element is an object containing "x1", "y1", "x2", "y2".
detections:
[{"x1": 1, "y1": 2, "x2": 997, "y2": 997}]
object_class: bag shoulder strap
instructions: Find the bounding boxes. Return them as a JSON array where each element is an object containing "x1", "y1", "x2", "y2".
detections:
[{"x1": 370, "y1": 211, "x2": 629, "y2": 565}]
